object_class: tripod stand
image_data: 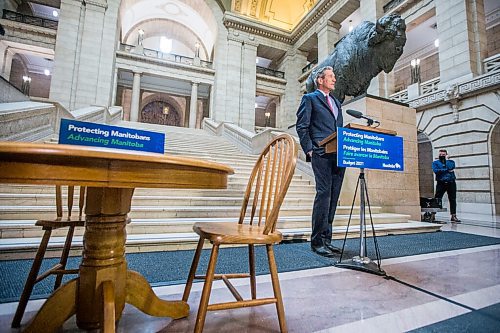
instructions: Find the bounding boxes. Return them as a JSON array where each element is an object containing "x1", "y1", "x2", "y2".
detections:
[{"x1": 336, "y1": 168, "x2": 385, "y2": 276}]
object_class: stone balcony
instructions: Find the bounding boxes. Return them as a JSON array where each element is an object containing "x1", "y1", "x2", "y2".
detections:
[{"x1": 389, "y1": 53, "x2": 500, "y2": 110}]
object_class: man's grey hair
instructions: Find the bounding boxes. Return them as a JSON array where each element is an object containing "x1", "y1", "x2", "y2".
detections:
[{"x1": 313, "y1": 66, "x2": 334, "y2": 88}]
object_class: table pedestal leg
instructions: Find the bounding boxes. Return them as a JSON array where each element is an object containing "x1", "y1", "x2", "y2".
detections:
[
  {"x1": 22, "y1": 187, "x2": 189, "y2": 332},
  {"x1": 126, "y1": 270, "x2": 189, "y2": 318},
  {"x1": 22, "y1": 279, "x2": 77, "y2": 333}
]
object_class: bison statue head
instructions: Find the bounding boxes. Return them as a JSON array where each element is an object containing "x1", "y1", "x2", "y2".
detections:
[{"x1": 305, "y1": 14, "x2": 406, "y2": 103}]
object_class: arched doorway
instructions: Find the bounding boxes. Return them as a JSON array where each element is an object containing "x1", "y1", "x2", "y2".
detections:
[
  {"x1": 418, "y1": 131, "x2": 434, "y2": 198},
  {"x1": 140, "y1": 100, "x2": 181, "y2": 126},
  {"x1": 490, "y1": 120, "x2": 500, "y2": 215}
]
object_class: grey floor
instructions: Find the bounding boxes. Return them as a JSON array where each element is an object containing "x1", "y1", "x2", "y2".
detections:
[{"x1": 1, "y1": 213, "x2": 499, "y2": 332}]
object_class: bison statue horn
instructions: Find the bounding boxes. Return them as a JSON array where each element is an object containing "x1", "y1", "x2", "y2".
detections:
[{"x1": 305, "y1": 14, "x2": 406, "y2": 103}]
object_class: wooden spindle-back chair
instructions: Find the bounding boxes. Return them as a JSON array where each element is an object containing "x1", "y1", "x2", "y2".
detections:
[
  {"x1": 182, "y1": 134, "x2": 298, "y2": 333},
  {"x1": 11, "y1": 186, "x2": 86, "y2": 328}
]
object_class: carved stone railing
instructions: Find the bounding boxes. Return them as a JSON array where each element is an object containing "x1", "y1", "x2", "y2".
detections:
[
  {"x1": 203, "y1": 118, "x2": 315, "y2": 180},
  {"x1": 202, "y1": 118, "x2": 285, "y2": 154},
  {"x1": 1, "y1": 99, "x2": 122, "y2": 142},
  {"x1": 389, "y1": 89, "x2": 409, "y2": 103},
  {"x1": 409, "y1": 70, "x2": 500, "y2": 109},
  {"x1": 421, "y1": 77, "x2": 440, "y2": 95},
  {"x1": 2, "y1": 9, "x2": 58, "y2": 30},
  {"x1": 119, "y1": 43, "x2": 213, "y2": 69},
  {"x1": 301, "y1": 60, "x2": 317, "y2": 74},
  {"x1": 484, "y1": 53, "x2": 500, "y2": 73},
  {"x1": 256, "y1": 66, "x2": 285, "y2": 79}
]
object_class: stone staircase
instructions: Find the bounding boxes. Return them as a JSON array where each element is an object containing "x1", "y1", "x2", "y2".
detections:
[{"x1": 0, "y1": 122, "x2": 441, "y2": 259}]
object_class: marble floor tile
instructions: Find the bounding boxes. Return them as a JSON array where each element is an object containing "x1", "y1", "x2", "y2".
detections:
[{"x1": 1, "y1": 216, "x2": 500, "y2": 332}]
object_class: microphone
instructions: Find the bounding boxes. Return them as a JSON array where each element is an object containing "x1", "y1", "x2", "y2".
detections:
[
  {"x1": 346, "y1": 109, "x2": 363, "y2": 118},
  {"x1": 346, "y1": 109, "x2": 380, "y2": 126}
]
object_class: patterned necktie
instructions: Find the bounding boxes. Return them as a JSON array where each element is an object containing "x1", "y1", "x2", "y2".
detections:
[{"x1": 326, "y1": 95, "x2": 337, "y2": 119}]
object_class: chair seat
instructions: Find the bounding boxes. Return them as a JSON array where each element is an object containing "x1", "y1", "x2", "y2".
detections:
[
  {"x1": 36, "y1": 217, "x2": 85, "y2": 229},
  {"x1": 193, "y1": 222, "x2": 282, "y2": 244}
]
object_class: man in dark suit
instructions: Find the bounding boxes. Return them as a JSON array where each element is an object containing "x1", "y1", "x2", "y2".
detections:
[{"x1": 296, "y1": 66, "x2": 345, "y2": 258}]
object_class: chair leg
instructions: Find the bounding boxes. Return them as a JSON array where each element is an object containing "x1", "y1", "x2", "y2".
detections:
[
  {"x1": 248, "y1": 244, "x2": 256, "y2": 299},
  {"x1": 11, "y1": 229, "x2": 52, "y2": 328},
  {"x1": 194, "y1": 243, "x2": 219, "y2": 333},
  {"x1": 182, "y1": 237, "x2": 205, "y2": 302},
  {"x1": 54, "y1": 225, "x2": 76, "y2": 290},
  {"x1": 266, "y1": 244, "x2": 287, "y2": 333}
]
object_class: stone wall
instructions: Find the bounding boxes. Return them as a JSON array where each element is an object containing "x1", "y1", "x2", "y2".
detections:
[
  {"x1": 394, "y1": 53, "x2": 440, "y2": 92},
  {"x1": 339, "y1": 96, "x2": 421, "y2": 220},
  {"x1": 487, "y1": 24, "x2": 500, "y2": 57},
  {"x1": 416, "y1": 90, "x2": 500, "y2": 214}
]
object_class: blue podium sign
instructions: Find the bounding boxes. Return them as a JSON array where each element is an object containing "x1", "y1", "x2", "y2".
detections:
[
  {"x1": 59, "y1": 119, "x2": 165, "y2": 154},
  {"x1": 337, "y1": 127, "x2": 404, "y2": 171}
]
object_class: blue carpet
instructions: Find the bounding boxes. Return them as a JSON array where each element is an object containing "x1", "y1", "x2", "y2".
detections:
[
  {"x1": 408, "y1": 302, "x2": 500, "y2": 333},
  {"x1": 1, "y1": 231, "x2": 499, "y2": 303}
]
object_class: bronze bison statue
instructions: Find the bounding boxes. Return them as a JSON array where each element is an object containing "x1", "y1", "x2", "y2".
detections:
[{"x1": 305, "y1": 14, "x2": 407, "y2": 102}]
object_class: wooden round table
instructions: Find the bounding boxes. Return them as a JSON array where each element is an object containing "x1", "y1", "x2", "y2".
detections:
[{"x1": 0, "y1": 142, "x2": 234, "y2": 332}]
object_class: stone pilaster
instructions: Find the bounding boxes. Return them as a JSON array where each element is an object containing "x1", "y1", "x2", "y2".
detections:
[
  {"x1": 240, "y1": 41, "x2": 257, "y2": 131},
  {"x1": 49, "y1": 0, "x2": 83, "y2": 109},
  {"x1": 317, "y1": 21, "x2": 340, "y2": 62},
  {"x1": 278, "y1": 49, "x2": 307, "y2": 128},
  {"x1": 0, "y1": 46, "x2": 14, "y2": 80},
  {"x1": 220, "y1": 31, "x2": 258, "y2": 131},
  {"x1": 130, "y1": 71, "x2": 142, "y2": 122},
  {"x1": 361, "y1": 0, "x2": 386, "y2": 97},
  {"x1": 50, "y1": 0, "x2": 120, "y2": 110},
  {"x1": 435, "y1": 0, "x2": 487, "y2": 85},
  {"x1": 224, "y1": 36, "x2": 244, "y2": 124},
  {"x1": 111, "y1": 67, "x2": 118, "y2": 106},
  {"x1": 189, "y1": 81, "x2": 199, "y2": 128}
]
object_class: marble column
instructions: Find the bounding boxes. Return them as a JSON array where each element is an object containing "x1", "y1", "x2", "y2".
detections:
[
  {"x1": 435, "y1": 0, "x2": 487, "y2": 85},
  {"x1": 317, "y1": 21, "x2": 340, "y2": 62},
  {"x1": 189, "y1": 81, "x2": 199, "y2": 128},
  {"x1": 130, "y1": 71, "x2": 142, "y2": 122}
]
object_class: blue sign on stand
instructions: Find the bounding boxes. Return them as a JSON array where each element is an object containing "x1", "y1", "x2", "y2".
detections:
[
  {"x1": 59, "y1": 119, "x2": 165, "y2": 154},
  {"x1": 337, "y1": 127, "x2": 404, "y2": 171}
]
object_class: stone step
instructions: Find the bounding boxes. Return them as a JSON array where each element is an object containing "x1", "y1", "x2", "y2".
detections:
[
  {"x1": 0, "y1": 205, "x2": 314, "y2": 219},
  {"x1": 0, "y1": 211, "x2": 402, "y2": 239},
  {"x1": 0, "y1": 194, "x2": 315, "y2": 207},
  {"x1": 0, "y1": 221, "x2": 442, "y2": 260},
  {"x1": 0, "y1": 185, "x2": 316, "y2": 199}
]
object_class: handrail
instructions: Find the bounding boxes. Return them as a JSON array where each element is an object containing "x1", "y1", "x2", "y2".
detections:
[
  {"x1": 2, "y1": 9, "x2": 58, "y2": 30},
  {"x1": 256, "y1": 66, "x2": 285, "y2": 79}
]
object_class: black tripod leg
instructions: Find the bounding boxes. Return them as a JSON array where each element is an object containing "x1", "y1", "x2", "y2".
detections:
[{"x1": 364, "y1": 179, "x2": 383, "y2": 270}]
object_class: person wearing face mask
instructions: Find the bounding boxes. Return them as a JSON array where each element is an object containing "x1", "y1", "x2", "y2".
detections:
[{"x1": 432, "y1": 149, "x2": 460, "y2": 223}]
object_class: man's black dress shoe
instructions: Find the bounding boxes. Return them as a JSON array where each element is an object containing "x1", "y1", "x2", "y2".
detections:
[
  {"x1": 324, "y1": 243, "x2": 341, "y2": 253},
  {"x1": 311, "y1": 245, "x2": 336, "y2": 258}
]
